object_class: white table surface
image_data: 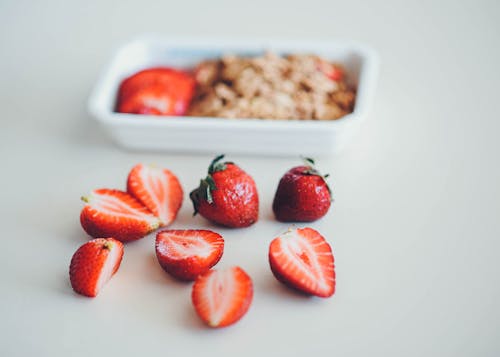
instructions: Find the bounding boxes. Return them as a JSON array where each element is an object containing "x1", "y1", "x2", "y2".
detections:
[{"x1": 1, "y1": 0, "x2": 499, "y2": 356}]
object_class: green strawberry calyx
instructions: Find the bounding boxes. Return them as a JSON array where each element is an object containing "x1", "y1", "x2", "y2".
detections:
[
  {"x1": 301, "y1": 156, "x2": 332, "y2": 197},
  {"x1": 189, "y1": 154, "x2": 230, "y2": 215}
]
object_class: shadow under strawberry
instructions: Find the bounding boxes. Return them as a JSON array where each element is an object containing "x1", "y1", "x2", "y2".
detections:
[{"x1": 147, "y1": 252, "x2": 194, "y2": 288}]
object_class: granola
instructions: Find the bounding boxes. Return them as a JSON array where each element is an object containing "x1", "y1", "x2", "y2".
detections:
[{"x1": 187, "y1": 52, "x2": 356, "y2": 120}]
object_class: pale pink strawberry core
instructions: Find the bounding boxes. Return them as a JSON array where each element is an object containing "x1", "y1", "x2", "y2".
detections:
[
  {"x1": 96, "y1": 242, "x2": 121, "y2": 294},
  {"x1": 158, "y1": 232, "x2": 217, "y2": 260},
  {"x1": 203, "y1": 268, "x2": 236, "y2": 327},
  {"x1": 139, "y1": 165, "x2": 172, "y2": 225},
  {"x1": 278, "y1": 230, "x2": 332, "y2": 292},
  {"x1": 90, "y1": 191, "x2": 159, "y2": 227}
]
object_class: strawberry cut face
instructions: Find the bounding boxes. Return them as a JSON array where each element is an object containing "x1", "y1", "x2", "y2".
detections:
[
  {"x1": 155, "y1": 229, "x2": 224, "y2": 281},
  {"x1": 127, "y1": 164, "x2": 183, "y2": 227},
  {"x1": 269, "y1": 227, "x2": 335, "y2": 297},
  {"x1": 80, "y1": 189, "x2": 160, "y2": 242},
  {"x1": 87, "y1": 189, "x2": 159, "y2": 223},
  {"x1": 157, "y1": 231, "x2": 219, "y2": 259},
  {"x1": 69, "y1": 238, "x2": 124, "y2": 297},
  {"x1": 191, "y1": 266, "x2": 253, "y2": 328}
]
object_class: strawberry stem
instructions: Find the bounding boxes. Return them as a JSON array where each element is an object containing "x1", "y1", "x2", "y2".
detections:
[
  {"x1": 299, "y1": 156, "x2": 333, "y2": 198},
  {"x1": 81, "y1": 196, "x2": 89, "y2": 203},
  {"x1": 301, "y1": 156, "x2": 316, "y2": 166},
  {"x1": 208, "y1": 154, "x2": 227, "y2": 174},
  {"x1": 190, "y1": 154, "x2": 229, "y2": 215}
]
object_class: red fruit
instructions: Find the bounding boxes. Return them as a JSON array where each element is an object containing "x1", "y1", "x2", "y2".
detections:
[
  {"x1": 116, "y1": 67, "x2": 195, "y2": 116},
  {"x1": 190, "y1": 155, "x2": 259, "y2": 228},
  {"x1": 127, "y1": 163, "x2": 183, "y2": 227},
  {"x1": 316, "y1": 59, "x2": 344, "y2": 81},
  {"x1": 69, "y1": 238, "x2": 124, "y2": 297},
  {"x1": 192, "y1": 266, "x2": 253, "y2": 328},
  {"x1": 268, "y1": 227, "x2": 335, "y2": 297},
  {"x1": 118, "y1": 84, "x2": 178, "y2": 115},
  {"x1": 155, "y1": 229, "x2": 224, "y2": 281},
  {"x1": 80, "y1": 189, "x2": 161, "y2": 242},
  {"x1": 272, "y1": 157, "x2": 332, "y2": 222}
]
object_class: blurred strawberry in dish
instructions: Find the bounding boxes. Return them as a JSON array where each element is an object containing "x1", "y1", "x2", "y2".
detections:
[
  {"x1": 116, "y1": 67, "x2": 195, "y2": 116},
  {"x1": 316, "y1": 58, "x2": 344, "y2": 81}
]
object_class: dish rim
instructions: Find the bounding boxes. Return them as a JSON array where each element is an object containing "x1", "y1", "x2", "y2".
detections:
[{"x1": 88, "y1": 34, "x2": 380, "y2": 132}]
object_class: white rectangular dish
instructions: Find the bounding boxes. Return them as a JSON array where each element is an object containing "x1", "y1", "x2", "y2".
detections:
[{"x1": 88, "y1": 35, "x2": 379, "y2": 156}]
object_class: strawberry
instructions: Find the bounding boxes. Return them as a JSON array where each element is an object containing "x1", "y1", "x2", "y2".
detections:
[
  {"x1": 116, "y1": 67, "x2": 195, "y2": 116},
  {"x1": 118, "y1": 84, "x2": 178, "y2": 115},
  {"x1": 316, "y1": 59, "x2": 344, "y2": 81},
  {"x1": 272, "y1": 157, "x2": 332, "y2": 222},
  {"x1": 155, "y1": 229, "x2": 224, "y2": 281},
  {"x1": 192, "y1": 266, "x2": 253, "y2": 328},
  {"x1": 190, "y1": 155, "x2": 259, "y2": 228},
  {"x1": 80, "y1": 189, "x2": 161, "y2": 242},
  {"x1": 127, "y1": 163, "x2": 183, "y2": 227},
  {"x1": 69, "y1": 238, "x2": 124, "y2": 297},
  {"x1": 268, "y1": 227, "x2": 335, "y2": 297}
]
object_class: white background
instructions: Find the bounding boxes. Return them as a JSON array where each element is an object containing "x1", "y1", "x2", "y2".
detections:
[{"x1": 1, "y1": 0, "x2": 499, "y2": 356}]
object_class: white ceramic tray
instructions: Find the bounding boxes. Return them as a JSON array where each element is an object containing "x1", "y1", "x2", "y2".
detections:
[{"x1": 88, "y1": 35, "x2": 379, "y2": 156}]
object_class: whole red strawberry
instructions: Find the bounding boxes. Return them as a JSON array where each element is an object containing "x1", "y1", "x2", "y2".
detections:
[
  {"x1": 190, "y1": 155, "x2": 259, "y2": 228},
  {"x1": 116, "y1": 67, "x2": 195, "y2": 116},
  {"x1": 272, "y1": 158, "x2": 332, "y2": 222},
  {"x1": 69, "y1": 238, "x2": 124, "y2": 297}
]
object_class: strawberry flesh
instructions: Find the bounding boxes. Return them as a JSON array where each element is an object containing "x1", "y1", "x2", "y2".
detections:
[
  {"x1": 127, "y1": 163, "x2": 183, "y2": 227},
  {"x1": 69, "y1": 238, "x2": 124, "y2": 297},
  {"x1": 192, "y1": 266, "x2": 253, "y2": 328},
  {"x1": 155, "y1": 229, "x2": 224, "y2": 281},
  {"x1": 268, "y1": 227, "x2": 335, "y2": 297},
  {"x1": 80, "y1": 189, "x2": 160, "y2": 242}
]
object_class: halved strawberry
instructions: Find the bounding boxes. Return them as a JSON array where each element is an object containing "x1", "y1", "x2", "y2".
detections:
[
  {"x1": 80, "y1": 189, "x2": 160, "y2": 242},
  {"x1": 127, "y1": 164, "x2": 183, "y2": 227},
  {"x1": 192, "y1": 266, "x2": 253, "y2": 328},
  {"x1": 268, "y1": 227, "x2": 335, "y2": 297},
  {"x1": 69, "y1": 238, "x2": 124, "y2": 297},
  {"x1": 155, "y1": 229, "x2": 224, "y2": 281}
]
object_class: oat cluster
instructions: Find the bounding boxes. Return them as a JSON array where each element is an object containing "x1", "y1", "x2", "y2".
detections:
[{"x1": 187, "y1": 52, "x2": 356, "y2": 120}]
